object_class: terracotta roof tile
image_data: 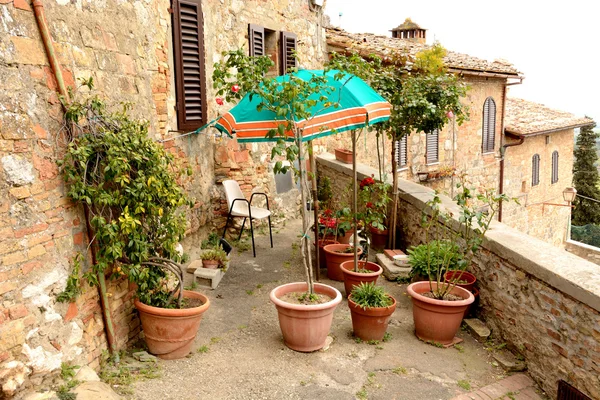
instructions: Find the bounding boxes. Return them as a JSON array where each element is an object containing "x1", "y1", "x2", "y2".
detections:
[
  {"x1": 505, "y1": 98, "x2": 594, "y2": 136},
  {"x1": 326, "y1": 27, "x2": 521, "y2": 77}
]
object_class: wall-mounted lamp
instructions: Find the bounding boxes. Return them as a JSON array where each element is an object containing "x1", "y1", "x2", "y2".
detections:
[{"x1": 541, "y1": 187, "x2": 576, "y2": 214}]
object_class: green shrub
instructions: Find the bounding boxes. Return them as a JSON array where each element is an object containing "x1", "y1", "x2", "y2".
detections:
[
  {"x1": 407, "y1": 240, "x2": 462, "y2": 278},
  {"x1": 350, "y1": 282, "x2": 393, "y2": 309}
]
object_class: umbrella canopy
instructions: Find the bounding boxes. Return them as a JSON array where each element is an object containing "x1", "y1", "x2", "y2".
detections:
[{"x1": 214, "y1": 70, "x2": 391, "y2": 142}]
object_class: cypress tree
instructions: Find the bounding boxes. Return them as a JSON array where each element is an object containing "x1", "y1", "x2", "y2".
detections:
[{"x1": 572, "y1": 120, "x2": 600, "y2": 225}]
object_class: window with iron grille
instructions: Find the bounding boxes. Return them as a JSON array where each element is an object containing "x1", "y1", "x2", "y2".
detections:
[
  {"x1": 551, "y1": 150, "x2": 559, "y2": 184},
  {"x1": 394, "y1": 135, "x2": 408, "y2": 169},
  {"x1": 426, "y1": 130, "x2": 439, "y2": 164},
  {"x1": 172, "y1": 0, "x2": 207, "y2": 131},
  {"x1": 532, "y1": 154, "x2": 540, "y2": 186},
  {"x1": 280, "y1": 31, "x2": 297, "y2": 75},
  {"x1": 482, "y1": 97, "x2": 496, "y2": 153}
]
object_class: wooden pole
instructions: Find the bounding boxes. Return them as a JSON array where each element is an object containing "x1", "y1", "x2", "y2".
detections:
[
  {"x1": 352, "y1": 130, "x2": 358, "y2": 271},
  {"x1": 309, "y1": 141, "x2": 320, "y2": 281},
  {"x1": 389, "y1": 140, "x2": 399, "y2": 249}
]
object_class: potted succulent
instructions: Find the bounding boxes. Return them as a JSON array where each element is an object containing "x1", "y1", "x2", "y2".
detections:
[
  {"x1": 406, "y1": 180, "x2": 511, "y2": 346},
  {"x1": 348, "y1": 282, "x2": 396, "y2": 341},
  {"x1": 323, "y1": 244, "x2": 363, "y2": 281},
  {"x1": 60, "y1": 82, "x2": 209, "y2": 360},
  {"x1": 340, "y1": 260, "x2": 382, "y2": 298},
  {"x1": 200, "y1": 247, "x2": 229, "y2": 271}
]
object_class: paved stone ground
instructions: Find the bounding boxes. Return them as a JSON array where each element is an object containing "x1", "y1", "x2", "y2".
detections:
[
  {"x1": 450, "y1": 374, "x2": 544, "y2": 400},
  {"x1": 131, "y1": 219, "x2": 547, "y2": 400}
]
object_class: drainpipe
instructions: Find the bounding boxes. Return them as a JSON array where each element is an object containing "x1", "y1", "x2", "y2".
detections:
[
  {"x1": 497, "y1": 78, "x2": 523, "y2": 222},
  {"x1": 33, "y1": 0, "x2": 118, "y2": 358}
]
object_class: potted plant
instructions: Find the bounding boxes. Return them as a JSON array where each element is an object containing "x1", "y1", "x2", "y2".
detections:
[
  {"x1": 358, "y1": 175, "x2": 391, "y2": 249},
  {"x1": 213, "y1": 50, "x2": 349, "y2": 352},
  {"x1": 417, "y1": 171, "x2": 429, "y2": 182},
  {"x1": 406, "y1": 179, "x2": 512, "y2": 346},
  {"x1": 340, "y1": 260, "x2": 382, "y2": 298},
  {"x1": 334, "y1": 148, "x2": 354, "y2": 164},
  {"x1": 60, "y1": 81, "x2": 209, "y2": 360},
  {"x1": 407, "y1": 240, "x2": 461, "y2": 282},
  {"x1": 348, "y1": 282, "x2": 396, "y2": 341},
  {"x1": 200, "y1": 247, "x2": 229, "y2": 271},
  {"x1": 323, "y1": 244, "x2": 363, "y2": 281}
]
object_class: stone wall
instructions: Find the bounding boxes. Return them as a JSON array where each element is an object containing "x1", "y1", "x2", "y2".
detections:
[
  {"x1": 501, "y1": 129, "x2": 575, "y2": 247},
  {"x1": 317, "y1": 153, "x2": 600, "y2": 400},
  {"x1": 0, "y1": 0, "x2": 325, "y2": 395},
  {"x1": 566, "y1": 239, "x2": 600, "y2": 266}
]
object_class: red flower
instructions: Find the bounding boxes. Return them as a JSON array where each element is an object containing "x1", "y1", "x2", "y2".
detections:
[
  {"x1": 325, "y1": 218, "x2": 337, "y2": 229},
  {"x1": 215, "y1": 97, "x2": 224, "y2": 105},
  {"x1": 366, "y1": 202, "x2": 374, "y2": 209},
  {"x1": 360, "y1": 176, "x2": 375, "y2": 189},
  {"x1": 446, "y1": 110, "x2": 454, "y2": 119},
  {"x1": 323, "y1": 209, "x2": 333, "y2": 218},
  {"x1": 231, "y1": 84, "x2": 240, "y2": 93}
]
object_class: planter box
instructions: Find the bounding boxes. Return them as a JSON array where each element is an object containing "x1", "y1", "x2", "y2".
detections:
[{"x1": 334, "y1": 149, "x2": 353, "y2": 164}]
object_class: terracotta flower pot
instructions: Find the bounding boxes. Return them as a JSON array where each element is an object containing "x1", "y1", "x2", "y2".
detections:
[
  {"x1": 315, "y1": 239, "x2": 339, "y2": 269},
  {"x1": 334, "y1": 148, "x2": 353, "y2": 164},
  {"x1": 406, "y1": 281, "x2": 474, "y2": 346},
  {"x1": 444, "y1": 270, "x2": 477, "y2": 292},
  {"x1": 202, "y1": 259, "x2": 220, "y2": 269},
  {"x1": 369, "y1": 226, "x2": 389, "y2": 249},
  {"x1": 464, "y1": 287, "x2": 479, "y2": 319},
  {"x1": 323, "y1": 244, "x2": 363, "y2": 281},
  {"x1": 340, "y1": 260, "x2": 383, "y2": 298},
  {"x1": 270, "y1": 282, "x2": 342, "y2": 352},
  {"x1": 336, "y1": 229, "x2": 354, "y2": 245},
  {"x1": 348, "y1": 295, "x2": 396, "y2": 341},
  {"x1": 135, "y1": 290, "x2": 210, "y2": 360}
]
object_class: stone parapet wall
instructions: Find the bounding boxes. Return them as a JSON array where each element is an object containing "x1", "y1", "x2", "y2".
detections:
[
  {"x1": 317, "y1": 153, "x2": 600, "y2": 399},
  {"x1": 566, "y1": 240, "x2": 600, "y2": 266}
]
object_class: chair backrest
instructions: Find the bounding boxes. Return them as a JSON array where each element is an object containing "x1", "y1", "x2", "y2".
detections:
[{"x1": 223, "y1": 180, "x2": 245, "y2": 211}]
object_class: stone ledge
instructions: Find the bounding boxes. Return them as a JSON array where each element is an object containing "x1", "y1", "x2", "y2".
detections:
[{"x1": 317, "y1": 153, "x2": 600, "y2": 313}]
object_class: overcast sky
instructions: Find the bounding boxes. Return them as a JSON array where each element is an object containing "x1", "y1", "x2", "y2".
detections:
[{"x1": 324, "y1": 0, "x2": 599, "y2": 125}]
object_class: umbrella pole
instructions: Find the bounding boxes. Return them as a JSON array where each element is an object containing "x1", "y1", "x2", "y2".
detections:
[
  {"x1": 352, "y1": 130, "x2": 358, "y2": 272},
  {"x1": 309, "y1": 140, "x2": 320, "y2": 281}
]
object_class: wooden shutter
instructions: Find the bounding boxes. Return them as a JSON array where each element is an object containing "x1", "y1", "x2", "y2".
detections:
[
  {"x1": 426, "y1": 130, "x2": 439, "y2": 164},
  {"x1": 280, "y1": 31, "x2": 297, "y2": 75},
  {"x1": 532, "y1": 154, "x2": 540, "y2": 186},
  {"x1": 552, "y1": 150, "x2": 559, "y2": 184},
  {"x1": 248, "y1": 24, "x2": 265, "y2": 56},
  {"x1": 394, "y1": 135, "x2": 408, "y2": 169},
  {"x1": 173, "y1": 0, "x2": 207, "y2": 131},
  {"x1": 482, "y1": 97, "x2": 496, "y2": 153}
]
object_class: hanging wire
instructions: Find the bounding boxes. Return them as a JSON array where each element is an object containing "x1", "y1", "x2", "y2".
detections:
[
  {"x1": 576, "y1": 193, "x2": 600, "y2": 204},
  {"x1": 158, "y1": 117, "x2": 222, "y2": 143}
]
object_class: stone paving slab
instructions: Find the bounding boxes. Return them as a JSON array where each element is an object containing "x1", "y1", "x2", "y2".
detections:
[{"x1": 450, "y1": 373, "x2": 545, "y2": 400}]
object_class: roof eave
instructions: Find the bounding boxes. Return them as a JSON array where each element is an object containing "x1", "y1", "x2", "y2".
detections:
[{"x1": 505, "y1": 121, "x2": 595, "y2": 138}]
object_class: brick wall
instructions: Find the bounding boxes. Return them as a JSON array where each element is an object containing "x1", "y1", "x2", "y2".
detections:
[
  {"x1": 0, "y1": 0, "x2": 325, "y2": 396},
  {"x1": 317, "y1": 154, "x2": 600, "y2": 399}
]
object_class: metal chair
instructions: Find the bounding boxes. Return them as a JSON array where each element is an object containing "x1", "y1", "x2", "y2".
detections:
[{"x1": 221, "y1": 180, "x2": 273, "y2": 257}]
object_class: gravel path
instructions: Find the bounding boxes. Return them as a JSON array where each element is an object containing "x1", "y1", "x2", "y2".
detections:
[{"x1": 131, "y1": 219, "x2": 509, "y2": 400}]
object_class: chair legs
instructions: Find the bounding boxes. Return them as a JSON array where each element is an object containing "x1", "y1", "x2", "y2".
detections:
[
  {"x1": 268, "y1": 216, "x2": 273, "y2": 248},
  {"x1": 222, "y1": 211, "x2": 270, "y2": 258},
  {"x1": 238, "y1": 218, "x2": 247, "y2": 241}
]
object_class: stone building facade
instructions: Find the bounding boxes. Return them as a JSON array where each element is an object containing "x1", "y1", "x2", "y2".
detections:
[{"x1": 0, "y1": 0, "x2": 326, "y2": 396}]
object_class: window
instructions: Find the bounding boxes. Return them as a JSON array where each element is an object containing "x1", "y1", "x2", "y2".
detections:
[
  {"x1": 532, "y1": 154, "x2": 540, "y2": 186},
  {"x1": 248, "y1": 25, "x2": 296, "y2": 76},
  {"x1": 280, "y1": 31, "x2": 297, "y2": 75},
  {"x1": 551, "y1": 150, "x2": 559, "y2": 184},
  {"x1": 248, "y1": 24, "x2": 265, "y2": 56},
  {"x1": 482, "y1": 97, "x2": 496, "y2": 153},
  {"x1": 394, "y1": 135, "x2": 408, "y2": 169},
  {"x1": 426, "y1": 130, "x2": 439, "y2": 164},
  {"x1": 172, "y1": 0, "x2": 207, "y2": 130}
]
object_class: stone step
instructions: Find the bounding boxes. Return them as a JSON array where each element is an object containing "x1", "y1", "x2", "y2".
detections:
[
  {"x1": 463, "y1": 318, "x2": 491, "y2": 342},
  {"x1": 376, "y1": 252, "x2": 410, "y2": 281},
  {"x1": 194, "y1": 267, "x2": 225, "y2": 290}
]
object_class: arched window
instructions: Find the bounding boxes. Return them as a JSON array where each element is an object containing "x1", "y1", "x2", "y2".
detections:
[
  {"x1": 482, "y1": 97, "x2": 496, "y2": 153},
  {"x1": 551, "y1": 151, "x2": 559, "y2": 184},
  {"x1": 532, "y1": 154, "x2": 540, "y2": 186}
]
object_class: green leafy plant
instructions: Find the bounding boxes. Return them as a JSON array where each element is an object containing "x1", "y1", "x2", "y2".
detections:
[
  {"x1": 349, "y1": 282, "x2": 393, "y2": 310},
  {"x1": 407, "y1": 240, "x2": 461, "y2": 278},
  {"x1": 201, "y1": 233, "x2": 220, "y2": 249},
  {"x1": 200, "y1": 247, "x2": 228, "y2": 265},
  {"x1": 60, "y1": 79, "x2": 192, "y2": 308},
  {"x1": 56, "y1": 254, "x2": 83, "y2": 303},
  {"x1": 358, "y1": 175, "x2": 392, "y2": 232},
  {"x1": 56, "y1": 362, "x2": 80, "y2": 400}
]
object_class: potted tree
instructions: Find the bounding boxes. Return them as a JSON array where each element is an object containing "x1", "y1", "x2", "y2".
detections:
[
  {"x1": 406, "y1": 179, "x2": 511, "y2": 346},
  {"x1": 60, "y1": 80, "x2": 209, "y2": 360},
  {"x1": 348, "y1": 282, "x2": 396, "y2": 341},
  {"x1": 358, "y1": 175, "x2": 391, "y2": 249}
]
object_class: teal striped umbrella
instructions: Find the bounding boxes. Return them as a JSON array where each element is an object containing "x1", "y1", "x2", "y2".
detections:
[{"x1": 214, "y1": 70, "x2": 390, "y2": 142}]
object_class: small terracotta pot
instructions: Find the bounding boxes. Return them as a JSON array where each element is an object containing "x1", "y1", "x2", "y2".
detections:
[
  {"x1": 334, "y1": 148, "x2": 353, "y2": 164},
  {"x1": 323, "y1": 244, "x2": 363, "y2": 281},
  {"x1": 369, "y1": 226, "x2": 389, "y2": 249},
  {"x1": 463, "y1": 287, "x2": 480, "y2": 319},
  {"x1": 348, "y1": 295, "x2": 396, "y2": 341},
  {"x1": 444, "y1": 270, "x2": 477, "y2": 292},
  {"x1": 135, "y1": 290, "x2": 210, "y2": 359},
  {"x1": 340, "y1": 260, "x2": 382, "y2": 298},
  {"x1": 315, "y1": 239, "x2": 339, "y2": 269},
  {"x1": 202, "y1": 259, "x2": 220, "y2": 269},
  {"x1": 406, "y1": 281, "x2": 474, "y2": 346},
  {"x1": 336, "y1": 229, "x2": 354, "y2": 245},
  {"x1": 270, "y1": 282, "x2": 342, "y2": 352}
]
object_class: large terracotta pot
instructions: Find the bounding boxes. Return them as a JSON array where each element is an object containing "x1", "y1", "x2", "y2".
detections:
[
  {"x1": 315, "y1": 239, "x2": 339, "y2": 269},
  {"x1": 323, "y1": 244, "x2": 363, "y2": 281},
  {"x1": 406, "y1": 281, "x2": 474, "y2": 346},
  {"x1": 369, "y1": 226, "x2": 389, "y2": 249},
  {"x1": 340, "y1": 260, "x2": 382, "y2": 298},
  {"x1": 135, "y1": 290, "x2": 210, "y2": 360},
  {"x1": 444, "y1": 270, "x2": 477, "y2": 292},
  {"x1": 270, "y1": 282, "x2": 342, "y2": 352},
  {"x1": 348, "y1": 295, "x2": 396, "y2": 341}
]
